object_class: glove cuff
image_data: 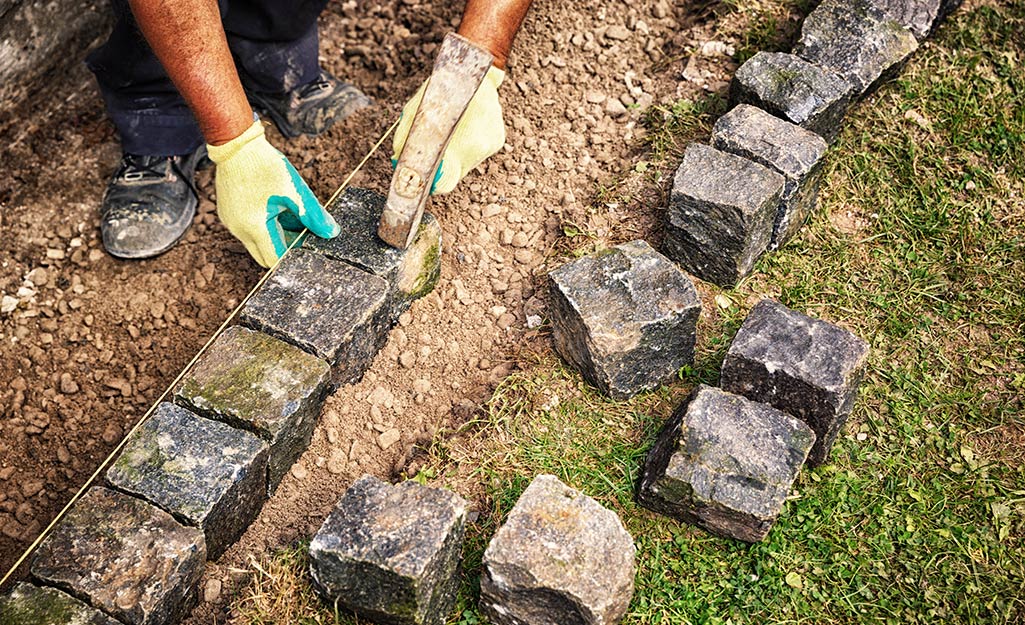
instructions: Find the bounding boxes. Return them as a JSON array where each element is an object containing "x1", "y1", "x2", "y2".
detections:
[
  {"x1": 207, "y1": 120, "x2": 265, "y2": 164},
  {"x1": 485, "y1": 65, "x2": 506, "y2": 90}
]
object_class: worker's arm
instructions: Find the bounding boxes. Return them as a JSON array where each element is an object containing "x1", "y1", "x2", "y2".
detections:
[
  {"x1": 392, "y1": 0, "x2": 534, "y2": 195},
  {"x1": 126, "y1": 0, "x2": 339, "y2": 268}
]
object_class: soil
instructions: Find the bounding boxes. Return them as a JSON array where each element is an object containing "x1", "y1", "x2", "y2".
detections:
[{"x1": 0, "y1": 0, "x2": 794, "y2": 617}]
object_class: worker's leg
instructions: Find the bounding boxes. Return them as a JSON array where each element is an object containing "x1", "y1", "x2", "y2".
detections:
[
  {"x1": 224, "y1": 0, "x2": 370, "y2": 137},
  {"x1": 85, "y1": 0, "x2": 224, "y2": 258}
]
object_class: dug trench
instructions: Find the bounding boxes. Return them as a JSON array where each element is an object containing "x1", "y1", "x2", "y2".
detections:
[{"x1": 0, "y1": 0, "x2": 805, "y2": 614}]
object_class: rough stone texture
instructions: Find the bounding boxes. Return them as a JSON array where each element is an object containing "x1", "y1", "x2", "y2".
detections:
[
  {"x1": 174, "y1": 325, "x2": 330, "y2": 494},
  {"x1": 30, "y1": 486, "x2": 206, "y2": 625},
  {"x1": 638, "y1": 385, "x2": 816, "y2": 542},
  {"x1": 238, "y1": 249, "x2": 390, "y2": 387},
  {"x1": 303, "y1": 186, "x2": 442, "y2": 320},
  {"x1": 105, "y1": 402, "x2": 269, "y2": 560},
  {"x1": 664, "y1": 144, "x2": 784, "y2": 288},
  {"x1": 0, "y1": 582, "x2": 120, "y2": 625},
  {"x1": 795, "y1": 0, "x2": 919, "y2": 98},
  {"x1": 720, "y1": 299, "x2": 870, "y2": 466},
  {"x1": 712, "y1": 104, "x2": 829, "y2": 250},
  {"x1": 308, "y1": 475, "x2": 468, "y2": 625},
  {"x1": 868, "y1": 0, "x2": 945, "y2": 39},
  {"x1": 481, "y1": 475, "x2": 635, "y2": 625},
  {"x1": 548, "y1": 240, "x2": 701, "y2": 399},
  {"x1": 730, "y1": 52, "x2": 852, "y2": 143},
  {"x1": 0, "y1": 0, "x2": 111, "y2": 112}
]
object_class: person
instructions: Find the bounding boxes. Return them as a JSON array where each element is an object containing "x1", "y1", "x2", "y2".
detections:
[{"x1": 87, "y1": 0, "x2": 533, "y2": 267}]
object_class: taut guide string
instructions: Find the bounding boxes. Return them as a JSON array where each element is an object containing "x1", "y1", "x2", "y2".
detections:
[{"x1": 0, "y1": 118, "x2": 402, "y2": 589}]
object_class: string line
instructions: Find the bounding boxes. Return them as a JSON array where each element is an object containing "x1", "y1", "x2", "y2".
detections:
[{"x1": 0, "y1": 118, "x2": 400, "y2": 589}]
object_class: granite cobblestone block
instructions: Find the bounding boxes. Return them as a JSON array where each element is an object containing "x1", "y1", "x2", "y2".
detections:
[
  {"x1": 238, "y1": 249, "x2": 390, "y2": 387},
  {"x1": 481, "y1": 475, "x2": 636, "y2": 625},
  {"x1": 105, "y1": 402, "x2": 269, "y2": 560},
  {"x1": 638, "y1": 385, "x2": 815, "y2": 542},
  {"x1": 30, "y1": 486, "x2": 206, "y2": 625},
  {"x1": 730, "y1": 52, "x2": 852, "y2": 143},
  {"x1": 870, "y1": 0, "x2": 957, "y2": 39},
  {"x1": 712, "y1": 104, "x2": 829, "y2": 250},
  {"x1": 549, "y1": 240, "x2": 701, "y2": 399},
  {"x1": 0, "y1": 582, "x2": 120, "y2": 625},
  {"x1": 175, "y1": 325, "x2": 330, "y2": 494},
  {"x1": 795, "y1": 0, "x2": 918, "y2": 98},
  {"x1": 720, "y1": 299, "x2": 870, "y2": 466},
  {"x1": 664, "y1": 144, "x2": 784, "y2": 288},
  {"x1": 303, "y1": 187, "x2": 442, "y2": 321},
  {"x1": 309, "y1": 475, "x2": 468, "y2": 625}
]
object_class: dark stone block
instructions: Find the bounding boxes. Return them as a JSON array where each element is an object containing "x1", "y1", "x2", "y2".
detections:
[
  {"x1": 730, "y1": 52, "x2": 852, "y2": 143},
  {"x1": 720, "y1": 299, "x2": 870, "y2": 466},
  {"x1": 175, "y1": 326, "x2": 331, "y2": 494},
  {"x1": 105, "y1": 402, "x2": 269, "y2": 560},
  {"x1": 712, "y1": 105, "x2": 830, "y2": 250},
  {"x1": 548, "y1": 240, "x2": 701, "y2": 399},
  {"x1": 638, "y1": 385, "x2": 815, "y2": 542},
  {"x1": 238, "y1": 249, "x2": 390, "y2": 387},
  {"x1": 664, "y1": 144, "x2": 784, "y2": 288},
  {"x1": 303, "y1": 187, "x2": 442, "y2": 321},
  {"x1": 868, "y1": 0, "x2": 943, "y2": 39},
  {"x1": 30, "y1": 487, "x2": 206, "y2": 625},
  {"x1": 0, "y1": 582, "x2": 120, "y2": 625},
  {"x1": 309, "y1": 475, "x2": 468, "y2": 625},
  {"x1": 795, "y1": 0, "x2": 918, "y2": 98},
  {"x1": 481, "y1": 475, "x2": 635, "y2": 625}
]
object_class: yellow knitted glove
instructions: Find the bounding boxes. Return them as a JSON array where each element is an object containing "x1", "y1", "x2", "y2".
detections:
[
  {"x1": 392, "y1": 65, "x2": 506, "y2": 195},
  {"x1": 207, "y1": 120, "x2": 339, "y2": 268}
]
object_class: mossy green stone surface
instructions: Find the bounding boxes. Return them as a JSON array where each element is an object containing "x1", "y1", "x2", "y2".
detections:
[
  {"x1": 0, "y1": 583, "x2": 119, "y2": 625},
  {"x1": 175, "y1": 325, "x2": 330, "y2": 493},
  {"x1": 106, "y1": 402, "x2": 269, "y2": 559}
]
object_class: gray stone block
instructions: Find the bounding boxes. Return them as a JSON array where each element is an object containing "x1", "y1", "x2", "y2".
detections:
[
  {"x1": 302, "y1": 187, "x2": 442, "y2": 320},
  {"x1": 481, "y1": 475, "x2": 635, "y2": 625},
  {"x1": 795, "y1": 0, "x2": 918, "y2": 98},
  {"x1": 720, "y1": 299, "x2": 870, "y2": 466},
  {"x1": 105, "y1": 402, "x2": 269, "y2": 560},
  {"x1": 0, "y1": 582, "x2": 120, "y2": 625},
  {"x1": 175, "y1": 325, "x2": 330, "y2": 494},
  {"x1": 30, "y1": 486, "x2": 206, "y2": 625},
  {"x1": 730, "y1": 52, "x2": 852, "y2": 143},
  {"x1": 238, "y1": 248, "x2": 390, "y2": 386},
  {"x1": 712, "y1": 104, "x2": 830, "y2": 250},
  {"x1": 664, "y1": 144, "x2": 784, "y2": 288},
  {"x1": 638, "y1": 385, "x2": 815, "y2": 542},
  {"x1": 868, "y1": 0, "x2": 942, "y2": 39},
  {"x1": 548, "y1": 240, "x2": 701, "y2": 399},
  {"x1": 309, "y1": 475, "x2": 468, "y2": 625}
]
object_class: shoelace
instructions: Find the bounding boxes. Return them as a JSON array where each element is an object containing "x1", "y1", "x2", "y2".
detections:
[
  {"x1": 117, "y1": 154, "x2": 174, "y2": 182},
  {"x1": 296, "y1": 76, "x2": 333, "y2": 101}
]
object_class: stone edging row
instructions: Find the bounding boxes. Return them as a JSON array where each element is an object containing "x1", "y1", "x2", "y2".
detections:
[{"x1": 0, "y1": 0, "x2": 961, "y2": 623}]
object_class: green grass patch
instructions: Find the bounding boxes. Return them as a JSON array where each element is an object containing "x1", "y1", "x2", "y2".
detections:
[{"x1": 230, "y1": 3, "x2": 1025, "y2": 624}]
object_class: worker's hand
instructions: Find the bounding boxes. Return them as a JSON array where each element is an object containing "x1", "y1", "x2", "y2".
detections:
[
  {"x1": 207, "y1": 120, "x2": 340, "y2": 268},
  {"x1": 392, "y1": 65, "x2": 506, "y2": 195}
]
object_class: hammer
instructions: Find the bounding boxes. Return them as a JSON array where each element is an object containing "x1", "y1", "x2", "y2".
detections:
[{"x1": 377, "y1": 33, "x2": 494, "y2": 249}]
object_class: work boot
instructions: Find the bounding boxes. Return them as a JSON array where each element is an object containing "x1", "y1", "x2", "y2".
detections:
[
  {"x1": 245, "y1": 70, "x2": 372, "y2": 139},
  {"x1": 99, "y1": 147, "x2": 207, "y2": 259}
]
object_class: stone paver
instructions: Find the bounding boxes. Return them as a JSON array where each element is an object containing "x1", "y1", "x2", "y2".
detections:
[
  {"x1": 238, "y1": 249, "x2": 390, "y2": 386},
  {"x1": 481, "y1": 475, "x2": 635, "y2": 625},
  {"x1": 303, "y1": 186, "x2": 442, "y2": 321},
  {"x1": 548, "y1": 240, "x2": 701, "y2": 399},
  {"x1": 730, "y1": 51, "x2": 852, "y2": 143},
  {"x1": 664, "y1": 144, "x2": 784, "y2": 288},
  {"x1": 638, "y1": 385, "x2": 816, "y2": 542},
  {"x1": 309, "y1": 475, "x2": 468, "y2": 625},
  {"x1": 30, "y1": 486, "x2": 206, "y2": 625},
  {"x1": 795, "y1": 0, "x2": 918, "y2": 98},
  {"x1": 175, "y1": 325, "x2": 330, "y2": 494},
  {"x1": 712, "y1": 104, "x2": 829, "y2": 250},
  {"x1": 870, "y1": 0, "x2": 951, "y2": 39},
  {"x1": 720, "y1": 299, "x2": 870, "y2": 466},
  {"x1": 106, "y1": 402, "x2": 269, "y2": 560},
  {"x1": 0, "y1": 582, "x2": 120, "y2": 625}
]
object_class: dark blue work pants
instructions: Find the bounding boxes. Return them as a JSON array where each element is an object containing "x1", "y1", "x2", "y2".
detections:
[{"x1": 86, "y1": 0, "x2": 330, "y2": 156}]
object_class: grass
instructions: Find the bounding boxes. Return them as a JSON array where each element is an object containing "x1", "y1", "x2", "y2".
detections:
[{"x1": 229, "y1": 2, "x2": 1025, "y2": 623}]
